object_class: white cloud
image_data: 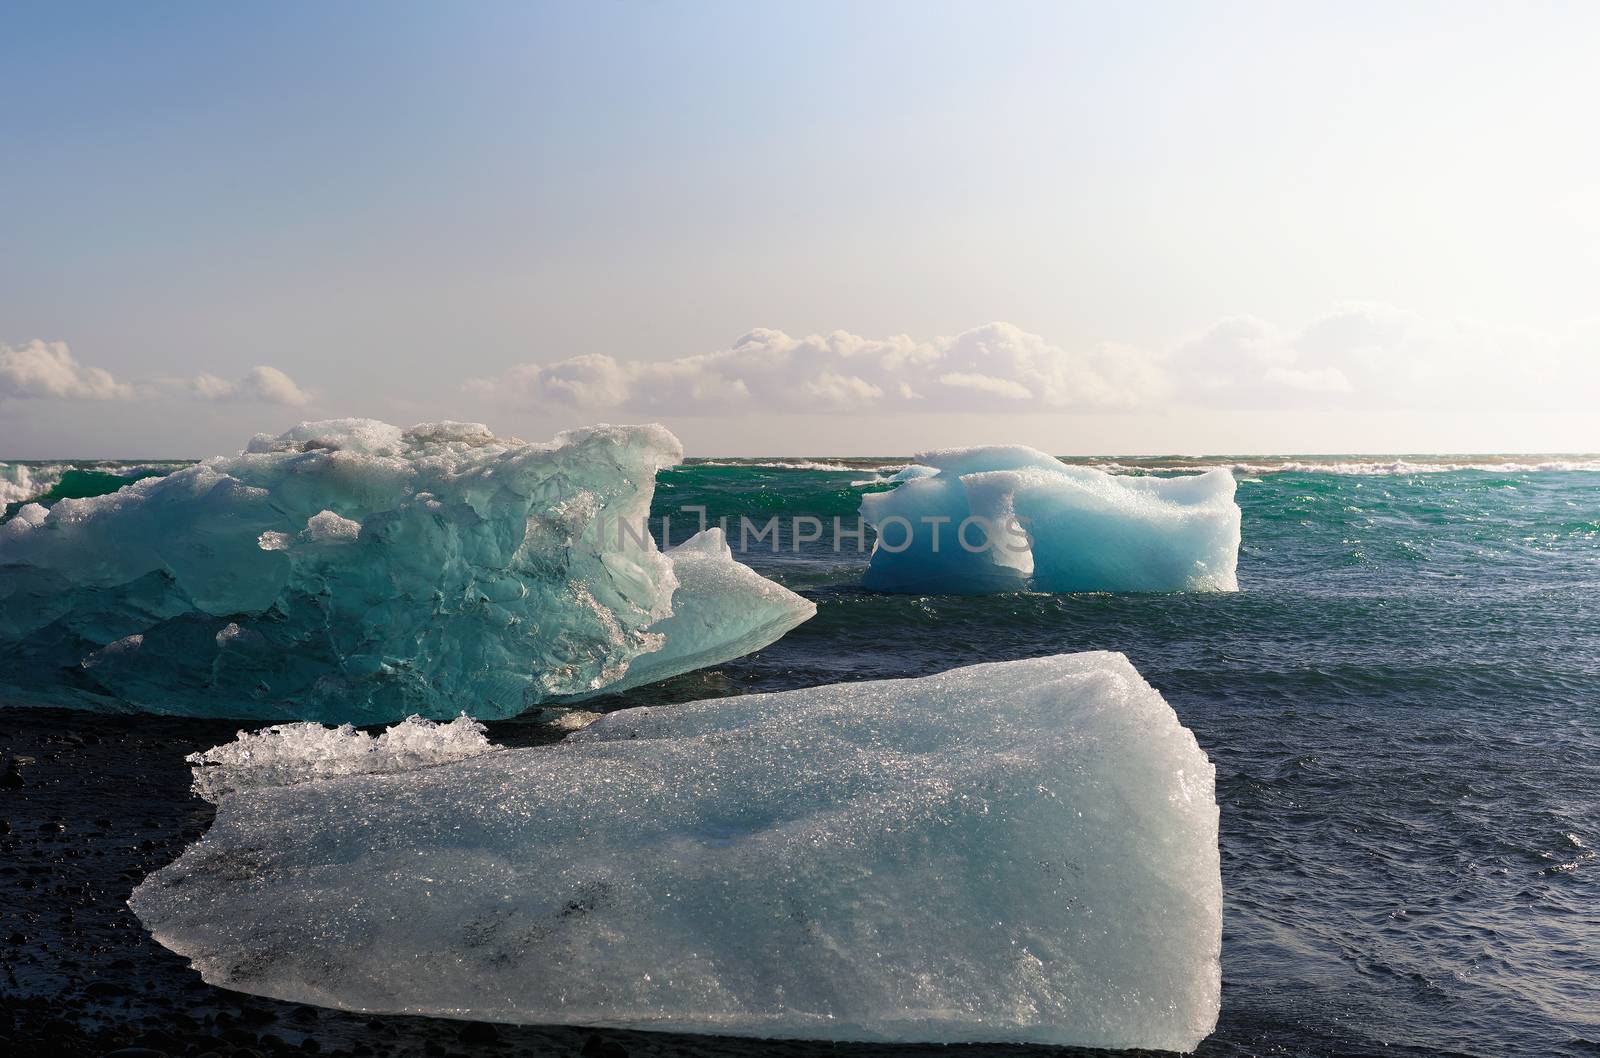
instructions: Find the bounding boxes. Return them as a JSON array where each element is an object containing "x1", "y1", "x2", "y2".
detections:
[
  {"x1": 186, "y1": 365, "x2": 313, "y2": 406},
  {"x1": 936, "y1": 371, "x2": 1034, "y2": 400},
  {"x1": 1, "y1": 340, "x2": 311, "y2": 407},
  {"x1": 1263, "y1": 365, "x2": 1353, "y2": 393},
  {"x1": 0, "y1": 340, "x2": 137, "y2": 400},
  {"x1": 467, "y1": 309, "x2": 1599, "y2": 420},
  {"x1": 467, "y1": 323, "x2": 1166, "y2": 414},
  {"x1": 1169, "y1": 303, "x2": 1600, "y2": 410},
  {"x1": 1168, "y1": 314, "x2": 1366, "y2": 404}
]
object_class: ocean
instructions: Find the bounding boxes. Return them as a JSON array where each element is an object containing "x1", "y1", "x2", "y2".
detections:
[{"x1": 3, "y1": 454, "x2": 1597, "y2": 1057}]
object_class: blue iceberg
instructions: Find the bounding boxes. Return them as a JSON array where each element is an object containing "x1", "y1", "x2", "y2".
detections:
[
  {"x1": 0, "y1": 419, "x2": 813, "y2": 722},
  {"x1": 132, "y1": 652, "x2": 1221, "y2": 1051},
  {"x1": 860, "y1": 444, "x2": 1240, "y2": 594}
]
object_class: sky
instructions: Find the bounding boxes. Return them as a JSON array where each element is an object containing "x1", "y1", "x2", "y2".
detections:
[{"x1": 2, "y1": 0, "x2": 1597, "y2": 458}]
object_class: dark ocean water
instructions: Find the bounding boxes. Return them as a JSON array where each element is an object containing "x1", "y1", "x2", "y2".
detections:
[{"x1": 3, "y1": 455, "x2": 1598, "y2": 1057}]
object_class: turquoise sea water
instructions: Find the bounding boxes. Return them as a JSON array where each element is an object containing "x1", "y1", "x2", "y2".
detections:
[{"x1": 4, "y1": 455, "x2": 1598, "y2": 1055}]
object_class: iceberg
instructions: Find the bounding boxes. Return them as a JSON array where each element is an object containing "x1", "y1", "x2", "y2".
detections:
[
  {"x1": 0, "y1": 420, "x2": 813, "y2": 723},
  {"x1": 131, "y1": 652, "x2": 1221, "y2": 1051},
  {"x1": 860, "y1": 444, "x2": 1240, "y2": 593}
]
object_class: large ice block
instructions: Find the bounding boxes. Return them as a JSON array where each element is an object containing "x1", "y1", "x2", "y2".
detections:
[
  {"x1": 132, "y1": 652, "x2": 1221, "y2": 1051},
  {"x1": 0, "y1": 419, "x2": 811, "y2": 722}
]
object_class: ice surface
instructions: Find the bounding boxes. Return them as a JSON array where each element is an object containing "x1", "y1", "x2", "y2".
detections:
[
  {"x1": 0, "y1": 420, "x2": 812, "y2": 722},
  {"x1": 587, "y1": 528, "x2": 815, "y2": 698},
  {"x1": 860, "y1": 444, "x2": 1240, "y2": 594},
  {"x1": 132, "y1": 652, "x2": 1221, "y2": 1051}
]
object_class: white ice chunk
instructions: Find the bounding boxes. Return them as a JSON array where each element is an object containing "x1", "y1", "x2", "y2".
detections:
[
  {"x1": 861, "y1": 444, "x2": 1240, "y2": 593},
  {"x1": 301, "y1": 509, "x2": 361, "y2": 542},
  {"x1": 0, "y1": 501, "x2": 50, "y2": 542},
  {"x1": 186, "y1": 714, "x2": 497, "y2": 803},
  {"x1": 245, "y1": 418, "x2": 406, "y2": 455},
  {"x1": 887, "y1": 463, "x2": 939, "y2": 482},
  {"x1": 0, "y1": 419, "x2": 813, "y2": 722},
  {"x1": 401, "y1": 420, "x2": 501, "y2": 446},
  {"x1": 132, "y1": 652, "x2": 1221, "y2": 1051}
]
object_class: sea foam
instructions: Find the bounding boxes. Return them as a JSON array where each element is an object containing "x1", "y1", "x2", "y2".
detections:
[{"x1": 0, "y1": 462, "x2": 65, "y2": 506}]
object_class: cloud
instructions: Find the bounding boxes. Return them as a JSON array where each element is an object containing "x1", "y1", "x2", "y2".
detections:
[
  {"x1": 0, "y1": 340, "x2": 137, "y2": 400},
  {"x1": 1, "y1": 339, "x2": 312, "y2": 407},
  {"x1": 1168, "y1": 315, "x2": 1359, "y2": 405},
  {"x1": 186, "y1": 365, "x2": 313, "y2": 406},
  {"x1": 467, "y1": 309, "x2": 1599, "y2": 419},
  {"x1": 936, "y1": 371, "x2": 1033, "y2": 400},
  {"x1": 467, "y1": 323, "x2": 1166, "y2": 414},
  {"x1": 1169, "y1": 304, "x2": 1600, "y2": 410}
]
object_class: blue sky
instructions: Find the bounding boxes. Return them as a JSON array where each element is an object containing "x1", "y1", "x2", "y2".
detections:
[{"x1": 3, "y1": 1, "x2": 1597, "y2": 456}]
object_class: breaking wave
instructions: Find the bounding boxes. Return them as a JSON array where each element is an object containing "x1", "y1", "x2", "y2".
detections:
[{"x1": 692, "y1": 459, "x2": 866, "y2": 472}]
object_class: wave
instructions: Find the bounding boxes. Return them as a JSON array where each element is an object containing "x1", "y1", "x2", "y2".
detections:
[
  {"x1": 0, "y1": 463, "x2": 68, "y2": 505},
  {"x1": 1092, "y1": 459, "x2": 1600, "y2": 476},
  {"x1": 11, "y1": 456, "x2": 1597, "y2": 508},
  {"x1": 692, "y1": 459, "x2": 869, "y2": 472},
  {"x1": 694, "y1": 455, "x2": 1600, "y2": 478},
  {"x1": 0, "y1": 461, "x2": 187, "y2": 509}
]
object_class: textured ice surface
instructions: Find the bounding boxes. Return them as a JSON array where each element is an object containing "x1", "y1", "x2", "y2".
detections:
[
  {"x1": 187, "y1": 715, "x2": 497, "y2": 803},
  {"x1": 861, "y1": 444, "x2": 1240, "y2": 594},
  {"x1": 0, "y1": 420, "x2": 811, "y2": 722},
  {"x1": 132, "y1": 652, "x2": 1221, "y2": 1050},
  {"x1": 588, "y1": 528, "x2": 815, "y2": 698}
]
